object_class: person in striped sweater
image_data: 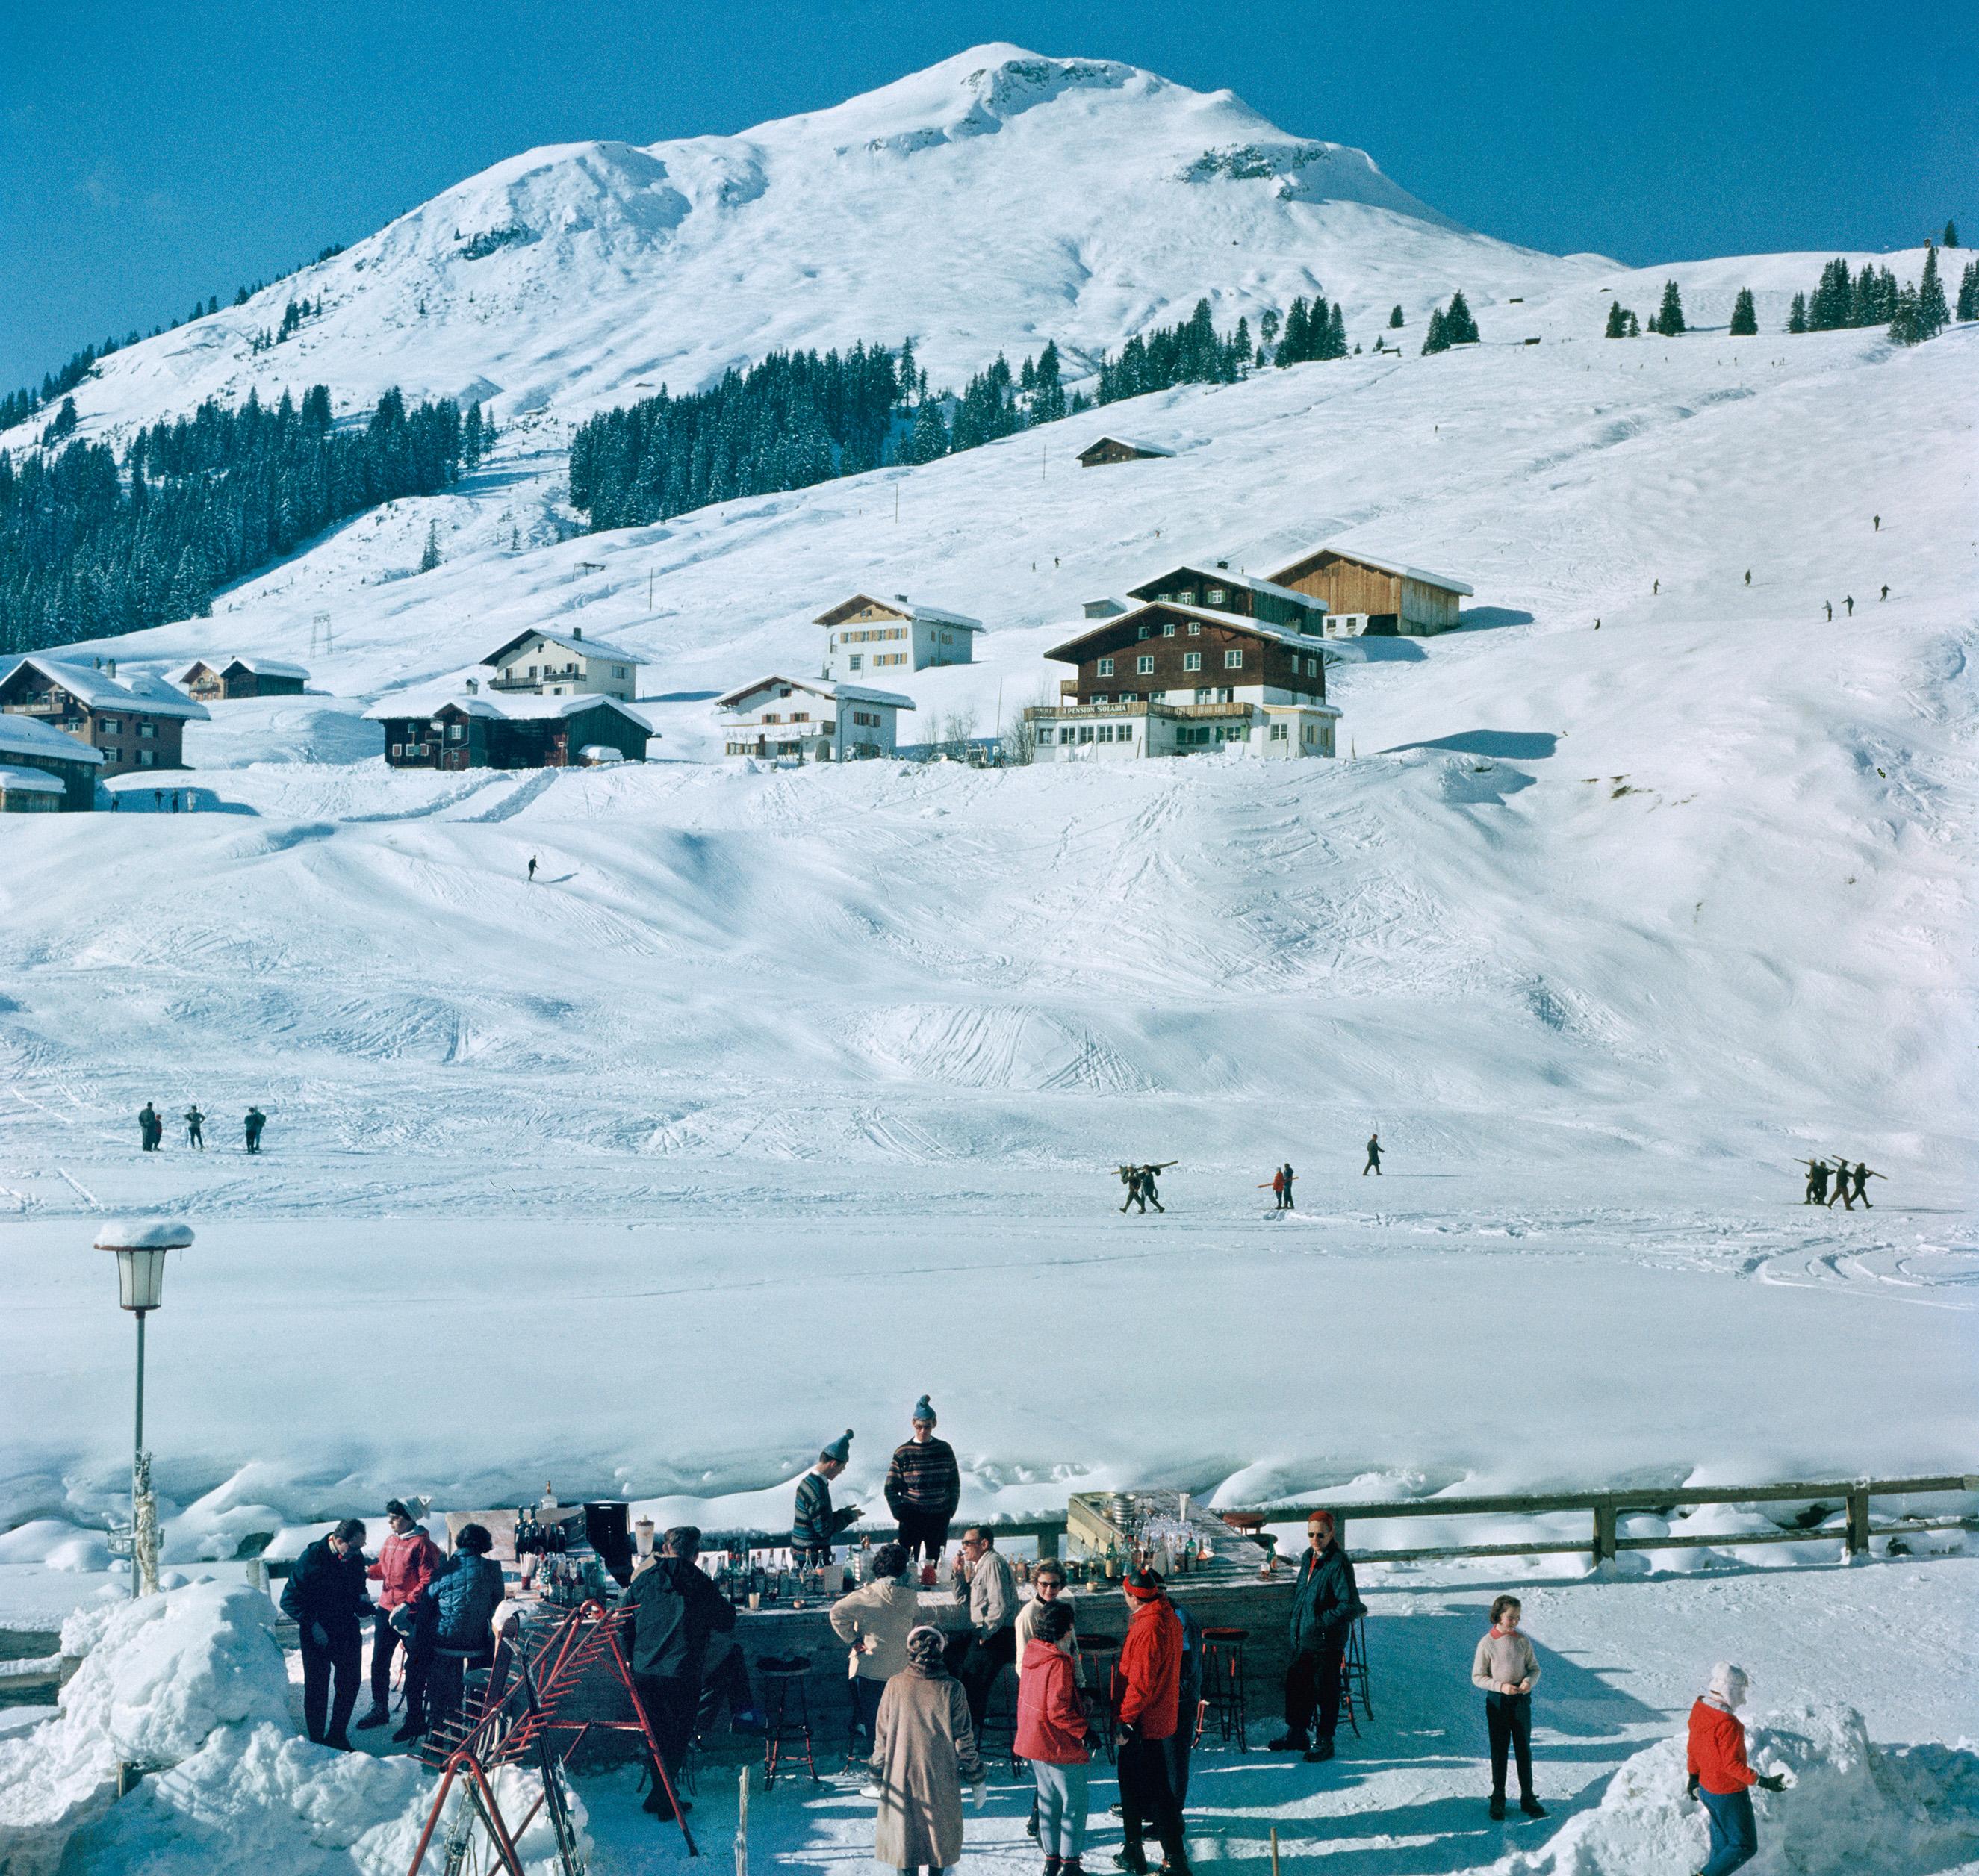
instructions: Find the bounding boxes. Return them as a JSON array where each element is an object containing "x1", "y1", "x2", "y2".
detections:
[{"x1": 884, "y1": 1397, "x2": 961, "y2": 1562}]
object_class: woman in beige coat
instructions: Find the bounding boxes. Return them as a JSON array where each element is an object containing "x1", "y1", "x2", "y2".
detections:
[
  {"x1": 831, "y1": 1541, "x2": 921, "y2": 1747},
  {"x1": 872, "y1": 1626, "x2": 986, "y2": 1875}
]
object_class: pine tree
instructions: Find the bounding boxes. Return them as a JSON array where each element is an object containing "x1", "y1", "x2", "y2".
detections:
[
  {"x1": 1279, "y1": 298, "x2": 1311, "y2": 367},
  {"x1": 1389, "y1": 304, "x2": 1404, "y2": 328},
  {"x1": 1625, "y1": 311, "x2": 1640, "y2": 337},
  {"x1": 1443, "y1": 291, "x2": 1479, "y2": 344},
  {"x1": 1887, "y1": 283, "x2": 1922, "y2": 347},
  {"x1": 1729, "y1": 287, "x2": 1757, "y2": 336},
  {"x1": 1421, "y1": 307, "x2": 1449, "y2": 355},
  {"x1": 462, "y1": 402, "x2": 484, "y2": 468},
  {"x1": 1260, "y1": 308, "x2": 1280, "y2": 352},
  {"x1": 1957, "y1": 259, "x2": 1979, "y2": 323},
  {"x1": 1916, "y1": 242, "x2": 1949, "y2": 339},
  {"x1": 904, "y1": 399, "x2": 948, "y2": 464},
  {"x1": 1788, "y1": 291, "x2": 1808, "y2": 335},
  {"x1": 1604, "y1": 299, "x2": 1629, "y2": 338},
  {"x1": 1945, "y1": 220, "x2": 1959, "y2": 249},
  {"x1": 1653, "y1": 279, "x2": 1686, "y2": 336},
  {"x1": 419, "y1": 521, "x2": 441, "y2": 572}
]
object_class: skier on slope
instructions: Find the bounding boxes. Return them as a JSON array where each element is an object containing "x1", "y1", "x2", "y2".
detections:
[
  {"x1": 243, "y1": 1106, "x2": 267, "y2": 1154},
  {"x1": 1280, "y1": 1162, "x2": 1296, "y2": 1211},
  {"x1": 184, "y1": 1105, "x2": 205, "y2": 1149},
  {"x1": 527, "y1": 855, "x2": 538, "y2": 883},
  {"x1": 1363, "y1": 1133, "x2": 1383, "y2": 1176},
  {"x1": 1845, "y1": 596, "x2": 1854, "y2": 617},
  {"x1": 138, "y1": 1102, "x2": 161, "y2": 1152},
  {"x1": 1686, "y1": 1662, "x2": 1786, "y2": 1876}
]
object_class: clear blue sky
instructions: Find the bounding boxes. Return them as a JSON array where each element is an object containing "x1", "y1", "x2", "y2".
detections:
[{"x1": 2, "y1": 0, "x2": 1972, "y2": 393}]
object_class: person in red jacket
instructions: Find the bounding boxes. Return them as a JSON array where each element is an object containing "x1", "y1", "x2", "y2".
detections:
[
  {"x1": 1112, "y1": 1568, "x2": 1189, "y2": 1876},
  {"x1": 1686, "y1": 1662, "x2": 1785, "y2": 1876},
  {"x1": 1016, "y1": 1600, "x2": 1092, "y2": 1876},
  {"x1": 357, "y1": 1499, "x2": 441, "y2": 1734}
]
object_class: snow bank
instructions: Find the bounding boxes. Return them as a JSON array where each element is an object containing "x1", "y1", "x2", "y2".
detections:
[
  {"x1": 1499, "y1": 1703, "x2": 1979, "y2": 1875},
  {"x1": 0, "y1": 1579, "x2": 587, "y2": 1876}
]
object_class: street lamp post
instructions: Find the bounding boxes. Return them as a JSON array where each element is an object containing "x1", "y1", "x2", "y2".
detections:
[{"x1": 94, "y1": 1220, "x2": 193, "y2": 1599}]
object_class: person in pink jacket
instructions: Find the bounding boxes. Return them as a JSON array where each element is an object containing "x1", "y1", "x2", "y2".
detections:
[
  {"x1": 1016, "y1": 1600, "x2": 1092, "y2": 1876},
  {"x1": 357, "y1": 1498, "x2": 441, "y2": 1733}
]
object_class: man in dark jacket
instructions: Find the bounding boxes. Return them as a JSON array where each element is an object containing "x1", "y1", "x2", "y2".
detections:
[
  {"x1": 883, "y1": 1398, "x2": 960, "y2": 1562},
  {"x1": 792, "y1": 1430, "x2": 861, "y2": 1565},
  {"x1": 1270, "y1": 1511, "x2": 1364, "y2": 1762},
  {"x1": 282, "y1": 1518, "x2": 371, "y2": 1748},
  {"x1": 619, "y1": 1526, "x2": 736, "y2": 1818}
]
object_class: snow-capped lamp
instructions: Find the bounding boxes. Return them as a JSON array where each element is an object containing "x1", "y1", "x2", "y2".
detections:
[
  {"x1": 95, "y1": 1217, "x2": 193, "y2": 1312},
  {"x1": 93, "y1": 1219, "x2": 192, "y2": 1600}
]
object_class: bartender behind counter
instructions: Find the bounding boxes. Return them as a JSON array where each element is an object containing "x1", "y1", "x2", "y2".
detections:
[{"x1": 792, "y1": 1429, "x2": 863, "y2": 1565}]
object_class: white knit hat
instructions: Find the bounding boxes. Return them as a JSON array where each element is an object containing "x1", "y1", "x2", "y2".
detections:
[{"x1": 1707, "y1": 1662, "x2": 1749, "y2": 1706}]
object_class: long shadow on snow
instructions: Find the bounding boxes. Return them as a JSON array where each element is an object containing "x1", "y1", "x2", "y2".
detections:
[
  {"x1": 1380, "y1": 730, "x2": 1560, "y2": 760},
  {"x1": 1453, "y1": 607, "x2": 1535, "y2": 632}
]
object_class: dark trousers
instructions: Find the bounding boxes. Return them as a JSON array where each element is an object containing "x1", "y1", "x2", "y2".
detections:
[
  {"x1": 370, "y1": 1607, "x2": 429, "y2": 1718},
  {"x1": 851, "y1": 1674, "x2": 886, "y2": 1743},
  {"x1": 1698, "y1": 1786, "x2": 1759, "y2": 1876},
  {"x1": 1485, "y1": 1692, "x2": 1533, "y2": 1798},
  {"x1": 633, "y1": 1671, "x2": 700, "y2": 1816},
  {"x1": 1164, "y1": 1668, "x2": 1201, "y2": 1808},
  {"x1": 424, "y1": 1644, "x2": 492, "y2": 1735},
  {"x1": 1118, "y1": 1733, "x2": 1186, "y2": 1868},
  {"x1": 697, "y1": 1637, "x2": 755, "y2": 1730},
  {"x1": 1284, "y1": 1641, "x2": 1344, "y2": 1744},
  {"x1": 894, "y1": 1506, "x2": 951, "y2": 1562},
  {"x1": 945, "y1": 1624, "x2": 1018, "y2": 1730},
  {"x1": 301, "y1": 1629, "x2": 363, "y2": 1743}
]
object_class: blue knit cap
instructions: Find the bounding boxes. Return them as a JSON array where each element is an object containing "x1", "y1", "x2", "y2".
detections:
[
  {"x1": 912, "y1": 1396, "x2": 936, "y2": 1425},
  {"x1": 823, "y1": 1429, "x2": 853, "y2": 1465}
]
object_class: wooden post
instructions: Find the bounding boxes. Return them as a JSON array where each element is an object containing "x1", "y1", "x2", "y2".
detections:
[
  {"x1": 1037, "y1": 1524, "x2": 1061, "y2": 1562},
  {"x1": 1845, "y1": 1488, "x2": 1871, "y2": 1559},
  {"x1": 1592, "y1": 1500, "x2": 1618, "y2": 1566},
  {"x1": 1269, "y1": 1825, "x2": 1280, "y2": 1876},
  {"x1": 734, "y1": 1764, "x2": 750, "y2": 1876}
]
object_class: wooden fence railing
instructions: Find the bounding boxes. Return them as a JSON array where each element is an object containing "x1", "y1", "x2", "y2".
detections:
[{"x1": 255, "y1": 1474, "x2": 1974, "y2": 1581}]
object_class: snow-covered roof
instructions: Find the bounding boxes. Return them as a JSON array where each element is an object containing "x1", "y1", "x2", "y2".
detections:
[
  {"x1": 364, "y1": 683, "x2": 652, "y2": 730},
  {"x1": 1127, "y1": 564, "x2": 1326, "y2": 612},
  {"x1": 485, "y1": 626, "x2": 642, "y2": 665},
  {"x1": 0, "y1": 763, "x2": 65, "y2": 793},
  {"x1": 0, "y1": 713, "x2": 106, "y2": 765},
  {"x1": 813, "y1": 594, "x2": 984, "y2": 633},
  {"x1": 1045, "y1": 600, "x2": 1335, "y2": 662},
  {"x1": 1268, "y1": 544, "x2": 1474, "y2": 597},
  {"x1": 94, "y1": 1219, "x2": 196, "y2": 1250},
  {"x1": 178, "y1": 656, "x2": 310, "y2": 681},
  {"x1": 716, "y1": 675, "x2": 917, "y2": 712},
  {"x1": 1078, "y1": 435, "x2": 1176, "y2": 459},
  {"x1": 0, "y1": 657, "x2": 211, "y2": 721}
]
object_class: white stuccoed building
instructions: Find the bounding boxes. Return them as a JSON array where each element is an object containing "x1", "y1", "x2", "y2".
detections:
[
  {"x1": 716, "y1": 676, "x2": 916, "y2": 762},
  {"x1": 483, "y1": 626, "x2": 641, "y2": 700},
  {"x1": 813, "y1": 594, "x2": 983, "y2": 680}
]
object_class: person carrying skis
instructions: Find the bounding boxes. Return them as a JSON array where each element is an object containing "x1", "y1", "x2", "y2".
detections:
[
  {"x1": 1138, "y1": 1164, "x2": 1169, "y2": 1213},
  {"x1": 1801, "y1": 1159, "x2": 1829, "y2": 1205},
  {"x1": 1686, "y1": 1662, "x2": 1784, "y2": 1875},
  {"x1": 183, "y1": 1105, "x2": 205, "y2": 1149},
  {"x1": 1120, "y1": 1166, "x2": 1147, "y2": 1214},
  {"x1": 1824, "y1": 1157, "x2": 1857, "y2": 1209},
  {"x1": 243, "y1": 1106, "x2": 267, "y2": 1154},
  {"x1": 138, "y1": 1102, "x2": 161, "y2": 1152},
  {"x1": 1363, "y1": 1133, "x2": 1382, "y2": 1176},
  {"x1": 1847, "y1": 1161, "x2": 1881, "y2": 1208},
  {"x1": 1280, "y1": 1163, "x2": 1296, "y2": 1211},
  {"x1": 1264, "y1": 1167, "x2": 1286, "y2": 1209}
]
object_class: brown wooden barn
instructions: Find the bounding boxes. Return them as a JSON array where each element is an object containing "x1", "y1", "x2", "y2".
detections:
[
  {"x1": 0, "y1": 656, "x2": 208, "y2": 776},
  {"x1": 1267, "y1": 547, "x2": 1473, "y2": 636},
  {"x1": 1077, "y1": 435, "x2": 1177, "y2": 468},
  {"x1": 367, "y1": 683, "x2": 653, "y2": 771},
  {"x1": 177, "y1": 656, "x2": 310, "y2": 700}
]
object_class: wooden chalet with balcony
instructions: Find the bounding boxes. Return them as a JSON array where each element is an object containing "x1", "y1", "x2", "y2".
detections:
[
  {"x1": 176, "y1": 656, "x2": 309, "y2": 700},
  {"x1": 716, "y1": 676, "x2": 914, "y2": 762},
  {"x1": 0, "y1": 711, "x2": 107, "y2": 810},
  {"x1": 484, "y1": 626, "x2": 641, "y2": 701},
  {"x1": 1267, "y1": 545, "x2": 1473, "y2": 636},
  {"x1": 366, "y1": 677, "x2": 653, "y2": 770},
  {"x1": 1077, "y1": 435, "x2": 1176, "y2": 467},
  {"x1": 1028, "y1": 586, "x2": 1340, "y2": 763},
  {"x1": 0, "y1": 656, "x2": 208, "y2": 777}
]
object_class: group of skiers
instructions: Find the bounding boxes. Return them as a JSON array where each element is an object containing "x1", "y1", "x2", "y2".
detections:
[
  {"x1": 1801, "y1": 1157, "x2": 1881, "y2": 1208},
  {"x1": 279, "y1": 1500, "x2": 505, "y2": 1751},
  {"x1": 1118, "y1": 1137, "x2": 1385, "y2": 1216},
  {"x1": 136, "y1": 1100, "x2": 265, "y2": 1152}
]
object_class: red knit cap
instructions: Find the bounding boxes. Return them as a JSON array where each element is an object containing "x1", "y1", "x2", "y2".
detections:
[{"x1": 1124, "y1": 1567, "x2": 1166, "y2": 1600}]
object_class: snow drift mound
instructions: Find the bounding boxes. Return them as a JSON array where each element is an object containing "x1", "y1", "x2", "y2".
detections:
[
  {"x1": 0, "y1": 1580, "x2": 587, "y2": 1875},
  {"x1": 1500, "y1": 1703, "x2": 1979, "y2": 1875}
]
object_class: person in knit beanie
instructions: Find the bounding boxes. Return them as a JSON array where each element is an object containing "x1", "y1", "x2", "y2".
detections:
[
  {"x1": 792, "y1": 1429, "x2": 860, "y2": 1565},
  {"x1": 1470, "y1": 1595, "x2": 1547, "y2": 1821},
  {"x1": 884, "y1": 1397, "x2": 960, "y2": 1564},
  {"x1": 1114, "y1": 1569, "x2": 1189, "y2": 1876}
]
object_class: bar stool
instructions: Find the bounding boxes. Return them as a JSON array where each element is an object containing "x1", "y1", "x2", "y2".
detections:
[
  {"x1": 1078, "y1": 1636, "x2": 1121, "y2": 1764},
  {"x1": 977, "y1": 1665, "x2": 1022, "y2": 1775},
  {"x1": 1339, "y1": 1616, "x2": 1373, "y2": 1736},
  {"x1": 1199, "y1": 1627, "x2": 1251, "y2": 1751},
  {"x1": 757, "y1": 1655, "x2": 819, "y2": 1789}
]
